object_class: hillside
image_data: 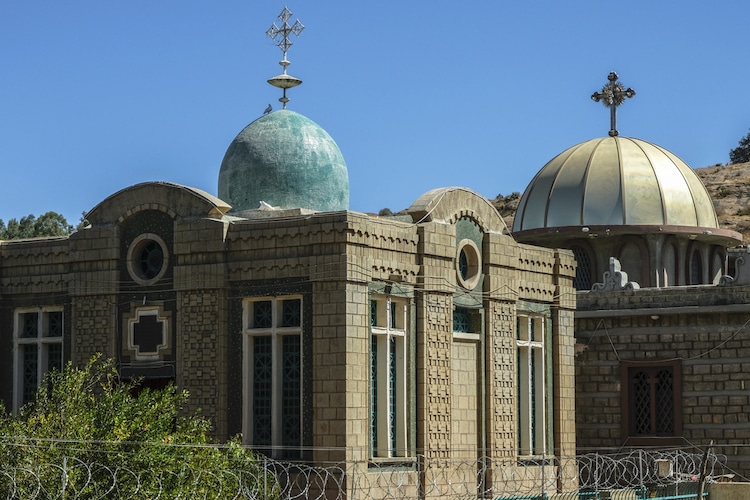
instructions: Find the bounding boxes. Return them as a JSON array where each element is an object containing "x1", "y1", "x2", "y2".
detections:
[
  {"x1": 695, "y1": 161, "x2": 750, "y2": 243},
  {"x1": 492, "y1": 161, "x2": 750, "y2": 244}
]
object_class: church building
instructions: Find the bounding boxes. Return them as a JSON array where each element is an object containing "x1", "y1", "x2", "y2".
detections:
[
  {"x1": 513, "y1": 72, "x2": 750, "y2": 479},
  {"x1": 8, "y1": 4, "x2": 749, "y2": 493},
  {"x1": 0, "y1": 7, "x2": 580, "y2": 499}
]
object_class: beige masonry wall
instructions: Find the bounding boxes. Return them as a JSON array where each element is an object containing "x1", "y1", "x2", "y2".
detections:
[
  {"x1": 0, "y1": 185, "x2": 579, "y2": 499},
  {"x1": 576, "y1": 284, "x2": 750, "y2": 479}
]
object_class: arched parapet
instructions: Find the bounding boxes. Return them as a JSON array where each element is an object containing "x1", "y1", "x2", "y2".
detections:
[
  {"x1": 406, "y1": 187, "x2": 508, "y2": 234},
  {"x1": 86, "y1": 182, "x2": 231, "y2": 226}
]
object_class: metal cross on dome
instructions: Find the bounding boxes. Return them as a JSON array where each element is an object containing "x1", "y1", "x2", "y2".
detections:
[
  {"x1": 266, "y1": 6, "x2": 304, "y2": 57},
  {"x1": 591, "y1": 72, "x2": 636, "y2": 137}
]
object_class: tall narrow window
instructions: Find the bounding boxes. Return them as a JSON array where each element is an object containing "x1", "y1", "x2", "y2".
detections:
[
  {"x1": 517, "y1": 313, "x2": 547, "y2": 457},
  {"x1": 243, "y1": 297, "x2": 302, "y2": 458},
  {"x1": 14, "y1": 308, "x2": 64, "y2": 410},
  {"x1": 689, "y1": 249, "x2": 703, "y2": 285},
  {"x1": 571, "y1": 245, "x2": 593, "y2": 290},
  {"x1": 370, "y1": 295, "x2": 408, "y2": 458}
]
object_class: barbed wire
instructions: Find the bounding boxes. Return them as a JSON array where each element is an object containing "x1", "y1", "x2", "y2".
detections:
[{"x1": 0, "y1": 442, "x2": 731, "y2": 500}]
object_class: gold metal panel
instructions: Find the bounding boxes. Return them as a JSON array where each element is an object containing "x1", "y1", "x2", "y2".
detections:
[
  {"x1": 546, "y1": 139, "x2": 599, "y2": 227},
  {"x1": 637, "y1": 141, "x2": 696, "y2": 226},
  {"x1": 583, "y1": 138, "x2": 623, "y2": 225},
  {"x1": 619, "y1": 139, "x2": 665, "y2": 225},
  {"x1": 517, "y1": 146, "x2": 576, "y2": 230},
  {"x1": 660, "y1": 147, "x2": 718, "y2": 228}
]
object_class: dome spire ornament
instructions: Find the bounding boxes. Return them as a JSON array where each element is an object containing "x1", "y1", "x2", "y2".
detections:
[
  {"x1": 266, "y1": 6, "x2": 305, "y2": 109},
  {"x1": 591, "y1": 72, "x2": 636, "y2": 137}
]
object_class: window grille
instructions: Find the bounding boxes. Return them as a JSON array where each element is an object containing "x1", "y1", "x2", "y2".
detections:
[{"x1": 243, "y1": 296, "x2": 303, "y2": 458}]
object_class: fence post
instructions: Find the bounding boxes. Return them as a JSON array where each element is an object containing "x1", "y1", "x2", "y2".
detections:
[
  {"x1": 638, "y1": 449, "x2": 644, "y2": 492},
  {"x1": 697, "y1": 440, "x2": 713, "y2": 499}
]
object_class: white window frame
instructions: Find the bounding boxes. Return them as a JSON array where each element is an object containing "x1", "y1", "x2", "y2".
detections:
[
  {"x1": 241, "y1": 296, "x2": 303, "y2": 456},
  {"x1": 370, "y1": 295, "x2": 408, "y2": 458},
  {"x1": 13, "y1": 307, "x2": 64, "y2": 411},
  {"x1": 517, "y1": 313, "x2": 546, "y2": 457}
]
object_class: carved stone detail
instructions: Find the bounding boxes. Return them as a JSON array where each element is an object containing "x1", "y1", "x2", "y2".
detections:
[{"x1": 591, "y1": 257, "x2": 640, "y2": 291}]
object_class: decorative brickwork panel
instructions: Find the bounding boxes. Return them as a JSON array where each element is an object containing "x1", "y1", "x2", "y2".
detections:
[
  {"x1": 177, "y1": 289, "x2": 227, "y2": 440},
  {"x1": 487, "y1": 300, "x2": 516, "y2": 457},
  {"x1": 71, "y1": 295, "x2": 116, "y2": 364},
  {"x1": 417, "y1": 293, "x2": 452, "y2": 458}
]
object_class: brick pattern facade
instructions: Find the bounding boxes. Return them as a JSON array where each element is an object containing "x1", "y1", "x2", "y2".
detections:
[
  {"x1": 487, "y1": 300, "x2": 517, "y2": 457},
  {"x1": 576, "y1": 284, "x2": 750, "y2": 478},
  {"x1": 177, "y1": 289, "x2": 228, "y2": 439},
  {"x1": 417, "y1": 293, "x2": 453, "y2": 459},
  {"x1": 0, "y1": 183, "x2": 579, "y2": 499}
]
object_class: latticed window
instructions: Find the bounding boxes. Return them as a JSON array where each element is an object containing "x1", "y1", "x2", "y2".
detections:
[
  {"x1": 453, "y1": 307, "x2": 470, "y2": 333},
  {"x1": 243, "y1": 297, "x2": 303, "y2": 458},
  {"x1": 14, "y1": 308, "x2": 64, "y2": 410},
  {"x1": 516, "y1": 312, "x2": 548, "y2": 457},
  {"x1": 571, "y1": 245, "x2": 593, "y2": 290},
  {"x1": 623, "y1": 362, "x2": 681, "y2": 440},
  {"x1": 370, "y1": 295, "x2": 408, "y2": 458},
  {"x1": 453, "y1": 306, "x2": 481, "y2": 336}
]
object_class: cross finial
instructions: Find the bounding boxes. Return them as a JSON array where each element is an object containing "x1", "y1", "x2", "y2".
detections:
[
  {"x1": 266, "y1": 7, "x2": 304, "y2": 109},
  {"x1": 266, "y1": 6, "x2": 305, "y2": 62},
  {"x1": 591, "y1": 72, "x2": 636, "y2": 137}
]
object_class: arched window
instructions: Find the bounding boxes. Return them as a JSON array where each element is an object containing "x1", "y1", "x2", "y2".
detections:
[
  {"x1": 689, "y1": 248, "x2": 703, "y2": 285},
  {"x1": 571, "y1": 245, "x2": 594, "y2": 291}
]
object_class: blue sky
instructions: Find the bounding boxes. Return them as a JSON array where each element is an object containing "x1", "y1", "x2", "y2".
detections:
[{"x1": 1, "y1": 1, "x2": 749, "y2": 226}]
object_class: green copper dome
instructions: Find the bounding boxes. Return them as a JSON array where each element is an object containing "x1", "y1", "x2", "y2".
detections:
[{"x1": 218, "y1": 110, "x2": 349, "y2": 212}]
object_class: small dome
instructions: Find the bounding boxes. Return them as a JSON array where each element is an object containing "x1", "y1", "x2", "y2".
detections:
[
  {"x1": 218, "y1": 110, "x2": 349, "y2": 212},
  {"x1": 513, "y1": 137, "x2": 719, "y2": 232}
]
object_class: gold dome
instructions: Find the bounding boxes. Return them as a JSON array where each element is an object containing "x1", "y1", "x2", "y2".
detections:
[{"x1": 513, "y1": 137, "x2": 719, "y2": 232}]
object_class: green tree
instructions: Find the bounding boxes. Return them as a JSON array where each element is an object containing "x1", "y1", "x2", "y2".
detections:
[
  {"x1": 0, "y1": 211, "x2": 73, "y2": 240},
  {"x1": 0, "y1": 355, "x2": 277, "y2": 498},
  {"x1": 730, "y1": 128, "x2": 750, "y2": 164}
]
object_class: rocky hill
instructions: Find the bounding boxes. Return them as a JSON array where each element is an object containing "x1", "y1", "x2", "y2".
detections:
[
  {"x1": 695, "y1": 162, "x2": 750, "y2": 243},
  {"x1": 492, "y1": 162, "x2": 750, "y2": 244}
]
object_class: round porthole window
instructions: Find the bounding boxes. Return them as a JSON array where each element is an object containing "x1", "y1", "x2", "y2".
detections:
[
  {"x1": 127, "y1": 234, "x2": 169, "y2": 285},
  {"x1": 456, "y1": 239, "x2": 481, "y2": 290}
]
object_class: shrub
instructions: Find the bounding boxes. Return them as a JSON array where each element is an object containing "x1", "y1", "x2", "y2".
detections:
[{"x1": 0, "y1": 355, "x2": 277, "y2": 498}]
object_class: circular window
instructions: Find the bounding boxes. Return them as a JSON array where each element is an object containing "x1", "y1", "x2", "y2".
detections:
[
  {"x1": 456, "y1": 239, "x2": 481, "y2": 290},
  {"x1": 127, "y1": 234, "x2": 169, "y2": 285}
]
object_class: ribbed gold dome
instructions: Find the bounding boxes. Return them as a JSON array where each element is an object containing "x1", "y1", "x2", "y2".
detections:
[{"x1": 513, "y1": 137, "x2": 719, "y2": 232}]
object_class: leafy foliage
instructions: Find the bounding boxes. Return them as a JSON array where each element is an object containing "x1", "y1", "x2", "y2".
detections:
[
  {"x1": 0, "y1": 211, "x2": 73, "y2": 240},
  {"x1": 729, "y1": 128, "x2": 750, "y2": 164},
  {"x1": 0, "y1": 355, "x2": 277, "y2": 498}
]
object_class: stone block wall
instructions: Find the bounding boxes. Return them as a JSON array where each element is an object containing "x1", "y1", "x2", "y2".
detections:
[
  {"x1": 576, "y1": 284, "x2": 750, "y2": 478},
  {"x1": 177, "y1": 289, "x2": 228, "y2": 439}
]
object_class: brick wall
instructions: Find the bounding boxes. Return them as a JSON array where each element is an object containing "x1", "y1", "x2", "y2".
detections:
[{"x1": 576, "y1": 284, "x2": 750, "y2": 477}]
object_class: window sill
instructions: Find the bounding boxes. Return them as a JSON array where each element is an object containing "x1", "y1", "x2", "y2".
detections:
[
  {"x1": 622, "y1": 436, "x2": 685, "y2": 447},
  {"x1": 516, "y1": 456, "x2": 553, "y2": 466},
  {"x1": 368, "y1": 457, "x2": 417, "y2": 469}
]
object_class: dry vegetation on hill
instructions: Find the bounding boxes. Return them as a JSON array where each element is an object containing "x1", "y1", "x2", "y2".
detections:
[
  {"x1": 695, "y1": 161, "x2": 750, "y2": 243},
  {"x1": 492, "y1": 162, "x2": 750, "y2": 244}
]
